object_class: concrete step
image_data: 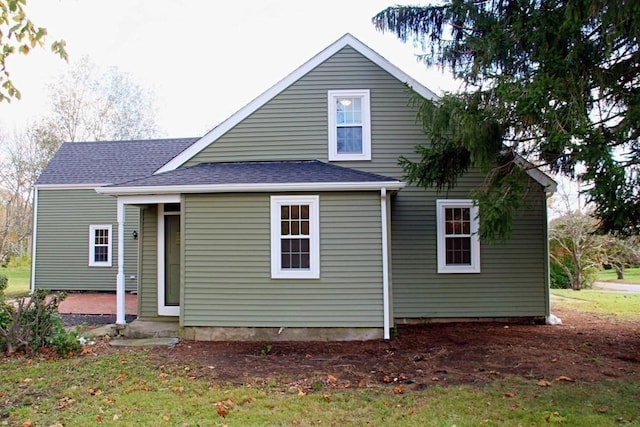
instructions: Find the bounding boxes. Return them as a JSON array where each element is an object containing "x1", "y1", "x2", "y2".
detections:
[{"x1": 121, "y1": 320, "x2": 179, "y2": 339}]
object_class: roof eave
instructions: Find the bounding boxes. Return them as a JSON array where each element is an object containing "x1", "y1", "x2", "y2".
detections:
[{"x1": 95, "y1": 181, "x2": 406, "y2": 197}]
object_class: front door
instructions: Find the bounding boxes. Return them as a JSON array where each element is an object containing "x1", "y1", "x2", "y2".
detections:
[{"x1": 158, "y1": 204, "x2": 180, "y2": 316}]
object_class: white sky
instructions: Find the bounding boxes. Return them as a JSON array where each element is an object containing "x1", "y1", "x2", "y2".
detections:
[{"x1": 0, "y1": 0, "x2": 460, "y2": 138}]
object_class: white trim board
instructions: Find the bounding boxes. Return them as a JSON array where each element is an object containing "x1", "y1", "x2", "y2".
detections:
[
  {"x1": 96, "y1": 181, "x2": 405, "y2": 196},
  {"x1": 155, "y1": 33, "x2": 439, "y2": 174}
]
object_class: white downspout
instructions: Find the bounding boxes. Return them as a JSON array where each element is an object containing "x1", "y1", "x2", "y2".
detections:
[
  {"x1": 116, "y1": 198, "x2": 126, "y2": 325},
  {"x1": 30, "y1": 187, "x2": 38, "y2": 294},
  {"x1": 380, "y1": 188, "x2": 390, "y2": 340}
]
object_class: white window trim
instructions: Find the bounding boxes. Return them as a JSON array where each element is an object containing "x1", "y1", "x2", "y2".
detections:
[
  {"x1": 436, "y1": 200, "x2": 481, "y2": 274},
  {"x1": 327, "y1": 89, "x2": 371, "y2": 161},
  {"x1": 270, "y1": 195, "x2": 320, "y2": 279},
  {"x1": 88, "y1": 224, "x2": 112, "y2": 267}
]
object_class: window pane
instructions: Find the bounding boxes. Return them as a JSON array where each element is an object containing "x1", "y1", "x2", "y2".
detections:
[
  {"x1": 337, "y1": 127, "x2": 363, "y2": 154},
  {"x1": 291, "y1": 220, "x2": 299, "y2": 235},
  {"x1": 94, "y1": 246, "x2": 108, "y2": 263},
  {"x1": 281, "y1": 221, "x2": 289, "y2": 235},
  {"x1": 301, "y1": 253, "x2": 310, "y2": 268},
  {"x1": 281, "y1": 237, "x2": 310, "y2": 270},
  {"x1": 281, "y1": 205, "x2": 289, "y2": 220},
  {"x1": 282, "y1": 253, "x2": 290, "y2": 269},
  {"x1": 301, "y1": 220, "x2": 309, "y2": 235},
  {"x1": 446, "y1": 237, "x2": 471, "y2": 265},
  {"x1": 291, "y1": 205, "x2": 299, "y2": 219},
  {"x1": 301, "y1": 205, "x2": 309, "y2": 219}
]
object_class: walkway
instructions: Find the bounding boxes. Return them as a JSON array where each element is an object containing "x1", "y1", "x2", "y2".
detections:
[
  {"x1": 58, "y1": 292, "x2": 138, "y2": 315},
  {"x1": 593, "y1": 281, "x2": 640, "y2": 293}
]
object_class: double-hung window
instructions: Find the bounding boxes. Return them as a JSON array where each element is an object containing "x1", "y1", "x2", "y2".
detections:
[
  {"x1": 270, "y1": 196, "x2": 319, "y2": 279},
  {"x1": 328, "y1": 89, "x2": 371, "y2": 161},
  {"x1": 436, "y1": 200, "x2": 480, "y2": 273},
  {"x1": 89, "y1": 224, "x2": 112, "y2": 267}
]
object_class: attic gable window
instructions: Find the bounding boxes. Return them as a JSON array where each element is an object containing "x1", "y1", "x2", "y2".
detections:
[
  {"x1": 89, "y1": 224, "x2": 112, "y2": 267},
  {"x1": 436, "y1": 200, "x2": 480, "y2": 273},
  {"x1": 270, "y1": 195, "x2": 320, "y2": 279},
  {"x1": 328, "y1": 90, "x2": 371, "y2": 161}
]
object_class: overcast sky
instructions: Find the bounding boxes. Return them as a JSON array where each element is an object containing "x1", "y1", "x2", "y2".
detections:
[{"x1": 0, "y1": 0, "x2": 459, "y2": 138}]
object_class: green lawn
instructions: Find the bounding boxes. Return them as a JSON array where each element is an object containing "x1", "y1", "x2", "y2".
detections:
[
  {"x1": 551, "y1": 289, "x2": 640, "y2": 319},
  {"x1": 2, "y1": 264, "x2": 30, "y2": 298},
  {"x1": 596, "y1": 267, "x2": 640, "y2": 284},
  {"x1": 1, "y1": 350, "x2": 638, "y2": 426}
]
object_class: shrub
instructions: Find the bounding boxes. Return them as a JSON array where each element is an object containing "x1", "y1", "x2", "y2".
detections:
[
  {"x1": 550, "y1": 262, "x2": 571, "y2": 289},
  {"x1": 0, "y1": 289, "x2": 81, "y2": 356}
]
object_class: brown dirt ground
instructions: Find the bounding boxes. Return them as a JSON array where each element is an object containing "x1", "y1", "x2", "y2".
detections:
[{"x1": 98, "y1": 305, "x2": 640, "y2": 391}]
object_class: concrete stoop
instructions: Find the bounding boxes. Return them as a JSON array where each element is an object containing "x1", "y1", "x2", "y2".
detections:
[{"x1": 120, "y1": 320, "x2": 179, "y2": 339}]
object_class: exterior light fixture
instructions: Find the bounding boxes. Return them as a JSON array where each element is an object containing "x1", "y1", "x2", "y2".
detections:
[{"x1": 132, "y1": 230, "x2": 138, "y2": 240}]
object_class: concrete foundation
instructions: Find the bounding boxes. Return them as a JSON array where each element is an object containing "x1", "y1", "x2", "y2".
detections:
[{"x1": 181, "y1": 326, "x2": 383, "y2": 341}]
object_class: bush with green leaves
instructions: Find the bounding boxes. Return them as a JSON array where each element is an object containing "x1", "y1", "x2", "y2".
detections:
[
  {"x1": 0, "y1": 274, "x2": 10, "y2": 333},
  {"x1": 0, "y1": 289, "x2": 81, "y2": 356}
]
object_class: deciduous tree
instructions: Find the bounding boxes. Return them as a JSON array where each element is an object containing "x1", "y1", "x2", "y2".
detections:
[{"x1": 0, "y1": 0, "x2": 67, "y2": 102}]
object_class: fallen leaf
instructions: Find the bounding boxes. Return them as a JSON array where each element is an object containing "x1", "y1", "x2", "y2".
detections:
[
  {"x1": 554, "y1": 376, "x2": 575, "y2": 383},
  {"x1": 21, "y1": 421, "x2": 32, "y2": 427},
  {"x1": 504, "y1": 392, "x2": 516, "y2": 398},
  {"x1": 327, "y1": 374, "x2": 337, "y2": 383},
  {"x1": 537, "y1": 380, "x2": 551, "y2": 387},
  {"x1": 158, "y1": 372, "x2": 169, "y2": 379},
  {"x1": 216, "y1": 404, "x2": 229, "y2": 418},
  {"x1": 431, "y1": 376, "x2": 440, "y2": 382},
  {"x1": 113, "y1": 414, "x2": 120, "y2": 421},
  {"x1": 393, "y1": 386, "x2": 404, "y2": 394},
  {"x1": 382, "y1": 375, "x2": 392, "y2": 383},
  {"x1": 163, "y1": 415, "x2": 170, "y2": 421},
  {"x1": 597, "y1": 407, "x2": 608, "y2": 413},
  {"x1": 171, "y1": 386, "x2": 184, "y2": 393}
]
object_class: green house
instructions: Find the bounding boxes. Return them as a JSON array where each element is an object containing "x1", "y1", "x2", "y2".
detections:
[{"x1": 33, "y1": 34, "x2": 555, "y2": 340}]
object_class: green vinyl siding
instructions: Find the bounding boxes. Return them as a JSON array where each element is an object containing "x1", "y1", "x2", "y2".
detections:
[
  {"x1": 34, "y1": 188, "x2": 138, "y2": 292},
  {"x1": 181, "y1": 192, "x2": 383, "y2": 328},
  {"x1": 180, "y1": 45, "x2": 549, "y2": 320},
  {"x1": 138, "y1": 205, "x2": 158, "y2": 318}
]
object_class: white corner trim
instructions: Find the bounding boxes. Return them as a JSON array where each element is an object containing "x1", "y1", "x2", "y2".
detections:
[
  {"x1": 155, "y1": 33, "x2": 439, "y2": 174},
  {"x1": 96, "y1": 181, "x2": 405, "y2": 196},
  {"x1": 30, "y1": 188, "x2": 38, "y2": 293}
]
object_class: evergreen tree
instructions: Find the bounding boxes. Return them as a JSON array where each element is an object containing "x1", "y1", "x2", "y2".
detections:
[{"x1": 373, "y1": 0, "x2": 640, "y2": 240}]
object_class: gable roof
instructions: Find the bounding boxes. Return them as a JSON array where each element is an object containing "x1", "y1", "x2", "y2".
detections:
[
  {"x1": 96, "y1": 160, "x2": 404, "y2": 196},
  {"x1": 155, "y1": 33, "x2": 439, "y2": 174},
  {"x1": 36, "y1": 138, "x2": 198, "y2": 187}
]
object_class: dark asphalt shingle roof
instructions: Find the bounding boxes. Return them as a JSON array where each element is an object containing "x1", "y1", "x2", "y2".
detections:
[
  {"x1": 36, "y1": 138, "x2": 198, "y2": 185},
  {"x1": 108, "y1": 160, "x2": 400, "y2": 188}
]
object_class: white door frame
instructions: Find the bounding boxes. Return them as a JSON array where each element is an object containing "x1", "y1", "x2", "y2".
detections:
[{"x1": 157, "y1": 203, "x2": 181, "y2": 316}]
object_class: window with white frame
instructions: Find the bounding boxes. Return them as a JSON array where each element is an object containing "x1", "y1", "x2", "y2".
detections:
[
  {"x1": 89, "y1": 224, "x2": 112, "y2": 267},
  {"x1": 270, "y1": 195, "x2": 320, "y2": 279},
  {"x1": 328, "y1": 89, "x2": 371, "y2": 161},
  {"x1": 436, "y1": 200, "x2": 480, "y2": 273}
]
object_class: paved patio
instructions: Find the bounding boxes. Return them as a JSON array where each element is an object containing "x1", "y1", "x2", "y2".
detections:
[{"x1": 58, "y1": 292, "x2": 138, "y2": 315}]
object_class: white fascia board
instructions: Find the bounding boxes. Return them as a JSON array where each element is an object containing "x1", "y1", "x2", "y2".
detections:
[
  {"x1": 513, "y1": 155, "x2": 557, "y2": 193},
  {"x1": 116, "y1": 194, "x2": 181, "y2": 205},
  {"x1": 155, "y1": 33, "x2": 440, "y2": 174},
  {"x1": 36, "y1": 183, "x2": 111, "y2": 190},
  {"x1": 95, "y1": 181, "x2": 406, "y2": 196}
]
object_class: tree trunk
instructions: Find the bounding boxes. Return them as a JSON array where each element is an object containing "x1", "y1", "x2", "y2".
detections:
[{"x1": 615, "y1": 264, "x2": 624, "y2": 280}]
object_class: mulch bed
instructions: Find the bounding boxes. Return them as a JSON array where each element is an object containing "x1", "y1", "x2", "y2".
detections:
[{"x1": 89, "y1": 305, "x2": 640, "y2": 390}]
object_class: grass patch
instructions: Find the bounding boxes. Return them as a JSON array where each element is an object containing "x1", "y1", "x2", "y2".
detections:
[
  {"x1": 551, "y1": 289, "x2": 640, "y2": 319},
  {"x1": 596, "y1": 267, "x2": 640, "y2": 284},
  {"x1": 2, "y1": 264, "x2": 30, "y2": 298},
  {"x1": 1, "y1": 350, "x2": 638, "y2": 426}
]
